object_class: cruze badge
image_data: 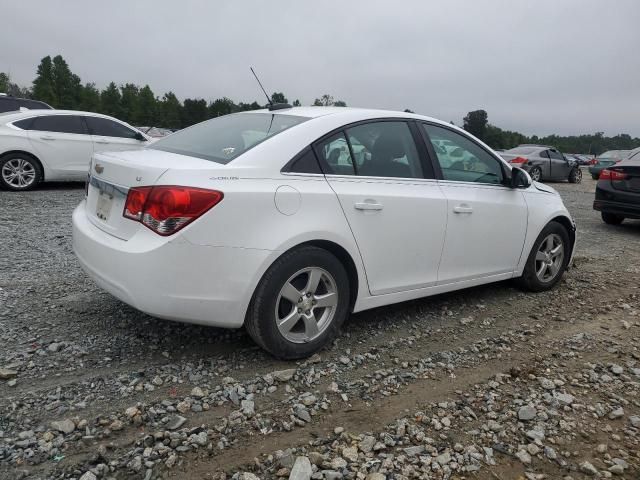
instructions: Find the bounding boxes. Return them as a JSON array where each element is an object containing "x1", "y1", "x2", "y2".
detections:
[{"x1": 94, "y1": 163, "x2": 104, "y2": 174}]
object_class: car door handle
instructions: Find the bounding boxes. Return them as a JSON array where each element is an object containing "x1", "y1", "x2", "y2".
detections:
[
  {"x1": 355, "y1": 202, "x2": 383, "y2": 211},
  {"x1": 453, "y1": 204, "x2": 473, "y2": 214},
  {"x1": 40, "y1": 135, "x2": 56, "y2": 140}
]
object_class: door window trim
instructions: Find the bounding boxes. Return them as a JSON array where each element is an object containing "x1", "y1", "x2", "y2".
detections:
[{"x1": 418, "y1": 121, "x2": 510, "y2": 187}]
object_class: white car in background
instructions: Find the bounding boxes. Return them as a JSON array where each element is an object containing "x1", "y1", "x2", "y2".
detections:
[
  {"x1": 72, "y1": 107, "x2": 576, "y2": 359},
  {"x1": 0, "y1": 110, "x2": 150, "y2": 190}
]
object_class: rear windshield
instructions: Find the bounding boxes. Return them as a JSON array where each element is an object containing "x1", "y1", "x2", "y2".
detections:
[
  {"x1": 506, "y1": 147, "x2": 539, "y2": 155},
  {"x1": 149, "y1": 113, "x2": 309, "y2": 164}
]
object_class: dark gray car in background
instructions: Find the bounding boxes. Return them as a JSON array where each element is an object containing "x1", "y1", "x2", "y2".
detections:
[{"x1": 500, "y1": 144, "x2": 582, "y2": 183}]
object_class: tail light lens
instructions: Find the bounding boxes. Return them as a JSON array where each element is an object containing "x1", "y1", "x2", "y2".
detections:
[
  {"x1": 509, "y1": 156, "x2": 528, "y2": 165},
  {"x1": 599, "y1": 169, "x2": 628, "y2": 181},
  {"x1": 123, "y1": 186, "x2": 223, "y2": 235}
]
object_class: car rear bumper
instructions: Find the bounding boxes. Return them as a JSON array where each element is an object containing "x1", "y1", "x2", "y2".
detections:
[
  {"x1": 72, "y1": 200, "x2": 272, "y2": 328},
  {"x1": 593, "y1": 183, "x2": 640, "y2": 219}
]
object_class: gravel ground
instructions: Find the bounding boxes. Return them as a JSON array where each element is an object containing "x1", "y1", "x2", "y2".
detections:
[{"x1": 1, "y1": 176, "x2": 639, "y2": 480}]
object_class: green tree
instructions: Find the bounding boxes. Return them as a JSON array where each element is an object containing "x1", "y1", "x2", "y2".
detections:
[
  {"x1": 463, "y1": 109, "x2": 488, "y2": 140},
  {"x1": 120, "y1": 83, "x2": 140, "y2": 123},
  {"x1": 271, "y1": 92, "x2": 288, "y2": 104},
  {"x1": 209, "y1": 97, "x2": 235, "y2": 117},
  {"x1": 0, "y1": 73, "x2": 9, "y2": 93},
  {"x1": 313, "y1": 94, "x2": 334, "y2": 106},
  {"x1": 32, "y1": 56, "x2": 56, "y2": 105},
  {"x1": 333, "y1": 100, "x2": 347, "y2": 107},
  {"x1": 80, "y1": 83, "x2": 101, "y2": 112},
  {"x1": 181, "y1": 98, "x2": 208, "y2": 127},
  {"x1": 100, "y1": 82, "x2": 123, "y2": 118},
  {"x1": 137, "y1": 85, "x2": 157, "y2": 125},
  {"x1": 292, "y1": 99, "x2": 301, "y2": 107},
  {"x1": 404, "y1": 108, "x2": 414, "y2": 113},
  {"x1": 51, "y1": 55, "x2": 82, "y2": 109},
  {"x1": 159, "y1": 92, "x2": 182, "y2": 128}
]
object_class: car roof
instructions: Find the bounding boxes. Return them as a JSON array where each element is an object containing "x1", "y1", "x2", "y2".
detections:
[{"x1": 0, "y1": 109, "x2": 122, "y2": 122}]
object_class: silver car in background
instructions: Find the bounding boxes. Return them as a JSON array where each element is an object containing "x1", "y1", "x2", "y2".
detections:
[{"x1": 500, "y1": 144, "x2": 582, "y2": 183}]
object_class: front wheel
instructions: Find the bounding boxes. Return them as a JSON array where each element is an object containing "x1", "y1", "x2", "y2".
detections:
[
  {"x1": 245, "y1": 246, "x2": 350, "y2": 359},
  {"x1": 601, "y1": 212, "x2": 624, "y2": 225},
  {"x1": 568, "y1": 167, "x2": 582, "y2": 184},
  {"x1": 0, "y1": 154, "x2": 42, "y2": 191},
  {"x1": 516, "y1": 221, "x2": 570, "y2": 292},
  {"x1": 529, "y1": 167, "x2": 542, "y2": 182}
]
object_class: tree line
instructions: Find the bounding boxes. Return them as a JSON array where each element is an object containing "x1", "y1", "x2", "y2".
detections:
[
  {"x1": 1, "y1": 55, "x2": 348, "y2": 129},
  {"x1": 2, "y1": 56, "x2": 638, "y2": 154},
  {"x1": 462, "y1": 109, "x2": 640, "y2": 155}
]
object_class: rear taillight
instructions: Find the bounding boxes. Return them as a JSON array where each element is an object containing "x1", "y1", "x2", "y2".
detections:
[
  {"x1": 509, "y1": 156, "x2": 528, "y2": 164},
  {"x1": 123, "y1": 186, "x2": 223, "y2": 235},
  {"x1": 599, "y1": 169, "x2": 628, "y2": 181}
]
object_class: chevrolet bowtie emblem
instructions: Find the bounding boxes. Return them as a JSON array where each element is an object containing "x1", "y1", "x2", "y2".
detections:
[{"x1": 94, "y1": 163, "x2": 104, "y2": 174}]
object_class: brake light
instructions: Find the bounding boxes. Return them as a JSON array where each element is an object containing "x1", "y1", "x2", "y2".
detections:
[
  {"x1": 123, "y1": 186, "x2": 223, "y2": 235},
  {"x1": 509, "y1": 156, "x2": 528, "y2": 164},
  {"x1": 599, "y1": 169, "x2": 628, "y2": 181}
]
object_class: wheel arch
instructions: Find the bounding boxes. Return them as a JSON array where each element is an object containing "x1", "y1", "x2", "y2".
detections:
[
  {"x1": 550, "y1": 215, "x2": 576, "y2": 259},
  {"x1": 1, "y1": 150, "x2": 45, "y2": 181}
]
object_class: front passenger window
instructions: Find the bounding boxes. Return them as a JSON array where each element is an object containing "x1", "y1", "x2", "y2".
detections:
[{"x1": 422, "y1": 124, "x2": 504, "y2": 185}]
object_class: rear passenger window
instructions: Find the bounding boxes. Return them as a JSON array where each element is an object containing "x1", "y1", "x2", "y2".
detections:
[
  {"x1": 346, "y1": 121, "x2": 423, "y2": 178},
  {"x1": 13, "y1": 118, "x2": 35, "y2": 130},
  {"x1": 288, "y1": 148, "x2": 322, "y2": 174},
  {"x1": 31, "y1": 115, "x2": 87, "y2": 134},
  {"x1": 315, "y1": 132, "x2": 356, "y2": 176}
]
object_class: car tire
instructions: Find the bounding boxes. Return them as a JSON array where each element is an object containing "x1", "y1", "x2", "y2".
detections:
[
  {"x1": 601, "y1": 212, "x2": 624, "y2": 225},
  {"x1": 0, "y1": 153, "x2": 43, "y2": 191},
  {"x1": 529, "y1": 167, "x2": 542, "y2": 182},
  {"x1": 568, "y1": 167, "x2": 582, "y2": 184},
  {"x1": 245, "y1": 245, "x2": 350, "y2": 360},
  {"x1": 516, "y1": 221, "x2": 570, "y2": 293},
  {"x1": 591, "y1": 174, "x2": 599, "y2": 180}
]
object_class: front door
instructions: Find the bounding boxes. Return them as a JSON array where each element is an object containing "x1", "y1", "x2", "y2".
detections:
[
  {"x1": 421, "y1": 123, "x2": 528, "y2": 284},
  {"x1": 315, "y1": 121, "x2": 448, "y2": 295}
]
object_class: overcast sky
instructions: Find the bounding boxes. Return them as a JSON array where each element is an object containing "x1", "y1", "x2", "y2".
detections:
[{"x1": 3, "y1": 0, "x2": 639, "y2": 136}]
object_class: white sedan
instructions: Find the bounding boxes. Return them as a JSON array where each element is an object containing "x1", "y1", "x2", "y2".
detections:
[
  {"x1": 0, "y1": 110, "x2": 150, "y2": 190},
  {"x1": 72, "y1": 107, "x2": 576, "y2": 359}
]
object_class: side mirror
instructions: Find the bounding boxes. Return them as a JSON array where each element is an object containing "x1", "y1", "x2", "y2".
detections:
[
  {"x1": 134, "y1": 132, "x2": 147, "y2": 141},
  {"x1": 510, "y1": 167, "x2": 532, "y2": 189}
]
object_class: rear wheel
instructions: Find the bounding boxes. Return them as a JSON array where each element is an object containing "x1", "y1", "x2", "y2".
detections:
[
  {"x1": 245, "y1": 246, "x2": 350, "y2": 359},
  {"x1": 601, "y1": 212, "x2": 624, "y2": 225},
  {"x1": 529, "y1": 167, "x2": 542, "y2": 182},
  {"x1": 568, "y1": 167, "x2": 582, "y2": 183},
  {"x1": 517, "y1": 221, "x2": 570, "y2": 292},
  {"x1": 0, "y1": 154, "x2": 42, "y2": 191}
]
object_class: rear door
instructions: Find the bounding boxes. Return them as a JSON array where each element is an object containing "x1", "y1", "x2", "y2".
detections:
[
  {"x1": 85, "y1": 116, "x2": 148, "y2": 153},
  {"x1": 26, "y1": 114, "x2": 93, "y2": 178},
  {"x1": 421, "y1": 123, "x2": 528, "y2": 284},
  {"x1": 316, "y1": 120, "x2": 448, "y2": 295}
]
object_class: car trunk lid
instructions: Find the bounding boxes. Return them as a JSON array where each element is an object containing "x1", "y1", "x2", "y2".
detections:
[
  {"x1": 610, "y1": 164, "x2": 640, "y2": 193},
  {"x1": 85, "y1": 149, "x2": 220, "y2": 240}
]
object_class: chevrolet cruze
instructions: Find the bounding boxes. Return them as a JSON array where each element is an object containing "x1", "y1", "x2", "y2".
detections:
[{"x1": 72, "y1": 107, "x2": 576, "y2": 359}]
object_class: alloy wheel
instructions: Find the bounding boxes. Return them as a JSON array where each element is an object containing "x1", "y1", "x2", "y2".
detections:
[
  {"x1": 275, "y1": 267, "x2": 338, "y2": 344},
  {"x1": 2, "y1": 158, "x2": 36, "y2": 189},
  {"x1": 530, "y1": 168, "x2": 541, "y2": 182},
  {"x1": 535, "y1": 233, "x2": 564, "y2": 282}
]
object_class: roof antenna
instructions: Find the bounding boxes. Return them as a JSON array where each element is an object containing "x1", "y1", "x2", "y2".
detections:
[{"x1": 250, "y1": 67, "x2": 292, "y2": 111}]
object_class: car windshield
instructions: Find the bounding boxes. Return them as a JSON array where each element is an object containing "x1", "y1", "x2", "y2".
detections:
[
  {"x1": 506, "y1": 147, "x2": 539, "y2": 155},
  {"x1": 149, "y1": 113, "x2": 309, "y2": 164}
]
